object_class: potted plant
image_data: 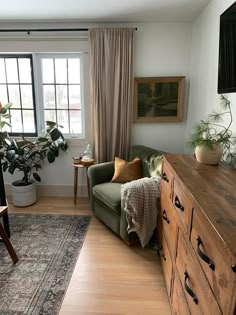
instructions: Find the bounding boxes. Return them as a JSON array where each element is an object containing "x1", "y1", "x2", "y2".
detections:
[
  {"x1": 189, "y1": 95, "x2": 236, "y2": 167},
  {"x1": 0, "y1": 120, "x2": 68, "y2": 207}
]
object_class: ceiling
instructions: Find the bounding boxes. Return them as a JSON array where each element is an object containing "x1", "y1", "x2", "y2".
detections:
[{"x1": 1, "y1": 0, "x2": 211, "y2": 23}]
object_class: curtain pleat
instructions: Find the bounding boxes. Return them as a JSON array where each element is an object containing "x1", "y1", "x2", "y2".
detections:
[{"x1": 89, "y1": 28, "x2": 135, "y2": 162}]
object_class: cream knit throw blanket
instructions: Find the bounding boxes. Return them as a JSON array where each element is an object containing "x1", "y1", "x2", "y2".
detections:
[{"x1": 121, "y1": 176, "x2": 161, "y2": 248}]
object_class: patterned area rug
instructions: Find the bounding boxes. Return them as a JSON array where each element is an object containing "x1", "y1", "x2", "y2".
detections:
[{"x1": 0, "y1": 214, "x2": 91, "y2": 315}]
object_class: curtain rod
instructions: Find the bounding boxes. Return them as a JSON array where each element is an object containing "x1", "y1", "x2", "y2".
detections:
[{"x1": 0, "y1": 28, "x2": 137, "y2": 35}]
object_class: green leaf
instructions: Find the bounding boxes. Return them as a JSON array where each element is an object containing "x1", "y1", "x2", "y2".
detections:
[
  {"x1": 60, "y1": 142, "x2": 68, "y2": 151},
  {"x1": 46, "y1": 121, "x2": 57, "y2": 128},
  {"x1": 33, "y1": 172, "x2": 41, "y2": 182},
  {"x1": 3, "y1": 102, "x2": 12, "y2": 110},
  {"x1": 50, "y1": 128, "x2": 62, "y2": 141},
  {"x1": 0, "y1": 108, "x2": 7, "y2": 114},
  {"x1": 17, "y1": 148, "x2": 25, "y2": 156},
  {"x1": 51, "y1": 146, "x2": 59, "y2": 157},
  {"x1": 37, "y1": 137, "x2": 48, "y2": 143},
  {"x1": 0, "y1": 121, "x2": 4, "y2": 128},
  {"x1": 47, "y1": 150, "x2": 55, "y2": 163},
  {"x1": 6, "y1": 150, "x2": 16, "y2": 161},
  {"x1": 2, "y1": 114, "x2": 11, "y2": 119},
  {"x1": 2, "y1": 162, "x2": 8, "y2": 172},
  {"x1": 8, "y1": 162, "x2": 16, "y2": 174}
]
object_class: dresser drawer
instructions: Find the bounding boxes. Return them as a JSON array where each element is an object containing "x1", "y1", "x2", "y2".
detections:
[
  {"x1": 176, "y1": 230, "x2": 222, "y2": 315},
  {"x1": 161, "y1": 158, "x2": 173, "y2": 199},
  {"x1": 171, "y1": 270, "x2": 190, "y2": 315},
  {"x1": 172, "y1": 178, "x2": 192, "y2": 236},
  {"x1": 191, "y1": 205, "x2": 236, "y2": 314},
  {"x1": 159, "y1": 233, "x2": 173, "y2": 296},
  {"x1": 159, "y1": 189, "x2": 178, "y2": 262}
]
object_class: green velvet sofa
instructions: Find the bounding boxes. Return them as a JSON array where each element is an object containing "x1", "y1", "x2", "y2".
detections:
[{"x1": 87, "y1": 145, "x2": 163, "y2": 244}]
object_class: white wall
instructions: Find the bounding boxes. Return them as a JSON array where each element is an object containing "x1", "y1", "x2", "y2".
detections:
[
  {"x1": 0, "y1": 21, "x2": 192, "y2": 196},
  {"x1": 185, "y1": 0, "x2": 236, "y2": 152},
  {"x1": 133, "y1": 22, "x2": 191, "y2": 153}
]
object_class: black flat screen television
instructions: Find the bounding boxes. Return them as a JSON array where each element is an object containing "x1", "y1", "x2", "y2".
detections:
[{"x1": 218, "y1": 1, "x2": 236, "y2": 94}]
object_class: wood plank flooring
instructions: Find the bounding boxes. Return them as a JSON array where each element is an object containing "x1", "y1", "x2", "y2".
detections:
[{"x1": 8, "y1": 196, "x2": 171, "y2": 315}]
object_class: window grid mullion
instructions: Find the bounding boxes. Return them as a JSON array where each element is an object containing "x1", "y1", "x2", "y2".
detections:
[
  {"x1": 53, "y1": 58, "x2": 58, "y2": 124},
  {"x1": 66, "y1": 58, "x2": 71, "y2": 134},
  {"x1": 16, "y1": 57, "x2": 24, "y2": 133},
  {"x1": 3, "y1": 58, "x2": 12, "y2": 132}
]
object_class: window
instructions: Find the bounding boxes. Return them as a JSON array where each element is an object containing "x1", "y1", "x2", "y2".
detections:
[
  {"x1": 0, "y1": 55, "x2": 37, "y2": 136},
  {"x1": 0, "y1": 53, "x2": 84, "y2": 137}
]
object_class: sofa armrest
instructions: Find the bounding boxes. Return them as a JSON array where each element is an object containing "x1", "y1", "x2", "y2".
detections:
[
  {"x1": 87, "y1": 162, "x2": 114, "y2": 211},
  {"x1": 88, "y1": 162, "x2": 114, "y2": 187}
]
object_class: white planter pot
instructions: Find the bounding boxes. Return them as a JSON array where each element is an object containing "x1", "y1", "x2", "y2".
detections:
[
  {"x1": 195, "y1": 144, "x2": 223, "y2": 165},
  {"x1": 11, "y1": 181, "x2": 37, "y2": 207}
]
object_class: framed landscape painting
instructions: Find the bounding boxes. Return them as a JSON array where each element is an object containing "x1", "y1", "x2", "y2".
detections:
[{"x1": 134, "y1": 76, "x2": 185, "y2": 123}]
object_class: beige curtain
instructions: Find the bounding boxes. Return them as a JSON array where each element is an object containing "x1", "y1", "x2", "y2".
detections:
[{"x1": 89, "y1": 28, "x2": 135, "y2": 163}]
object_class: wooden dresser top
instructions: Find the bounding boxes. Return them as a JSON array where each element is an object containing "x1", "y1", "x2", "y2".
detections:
[{"x1": 164, "y1": 153, "x2": 236, "y2": 257}]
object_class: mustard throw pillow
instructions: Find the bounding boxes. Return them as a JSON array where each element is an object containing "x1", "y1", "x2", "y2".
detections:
[{"x1": 111, "y1": 157, "x2": 142, "y2": 183}]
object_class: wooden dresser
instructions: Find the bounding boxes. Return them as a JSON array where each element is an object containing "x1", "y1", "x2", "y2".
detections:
[{"x1": 158, "y1": 154, "x2": 236, "y2": 315}]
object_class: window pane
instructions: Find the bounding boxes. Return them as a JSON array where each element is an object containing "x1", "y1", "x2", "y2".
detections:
[
  {"x1": 43, "y1": 85, "x2": 55, "y2": 109},
  {"x1": 44, "y1": 109, "x2": 56, "y2": 122},
  {"x1": 0, "y1": 59, "x2": 6, "y2": 83},
  {"x1": 55, "y1": 59, "x2": 67, "y2": 84},
  {"x1": 19, "y1": 59, "x2": 32, "y2": 83},
  {"x1": 57, "y1": 110, "x2": 69, "y2": 133},
  {"x1": 23, "y1": 110, "x2": 35, "y2": 133},
  {"x1": 70, "y1": 110, "x2": 81, "y2": 134},
  {"x1": 8, "y1": 85, "x2": 20, "y2": 108},
  {"x1": 21, "y1": 85, "x2": 33, "y2": 108},
  {"x1": 5, "y1": 58, "x2": 19, "y2": 83},
  {"x1": 40, "y1": 55, "x2": 83, "y2": 136},
  {"x1": 10, "y1": 109, "x2": 23, "y2": 133},
  {"x1": 68, "y1": 59, "x2": 80, "y2": 84},
  {"x1": 69, "y1": 85, "x2": 80, "y2": 110},
  {"x1": 42, "y1": 59, "x2": 54, "y2": 84},
  {"x1": 0, "y1": 85, "x2": 8, "y2": 104},
  {"x1": 56, "y1": 85, "x2": 68, "y2": 109}
]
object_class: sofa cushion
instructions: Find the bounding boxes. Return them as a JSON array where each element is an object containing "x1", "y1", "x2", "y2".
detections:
[
  {"x1": 129, "y1": 145, "x2": 163, "y2": 177},
  {"x1": 93, "y1": 182, "x2": 122, "y2": 215},
  {"x1": 111, "y1": 157, "x2": 142, "y2": 183}
]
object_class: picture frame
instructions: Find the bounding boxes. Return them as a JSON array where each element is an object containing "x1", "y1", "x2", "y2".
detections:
[{"x1": 134, "y1": 76, "x2": 185, "y2": 123}]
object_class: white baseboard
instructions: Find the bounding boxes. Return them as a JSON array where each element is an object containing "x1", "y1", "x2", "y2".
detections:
[{"x1": 5, "y1": 184, "x2": 88, "y2": 198}]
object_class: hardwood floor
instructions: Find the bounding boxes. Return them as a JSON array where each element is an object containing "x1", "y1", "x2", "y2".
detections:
[{"x1": 8, "y1": 196, "x2": 171, "y2": 315}]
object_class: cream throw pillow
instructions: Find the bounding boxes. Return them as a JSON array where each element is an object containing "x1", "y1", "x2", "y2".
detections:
[{"x1": 111, "y1": 157, "x2": 142, "y2": 183}]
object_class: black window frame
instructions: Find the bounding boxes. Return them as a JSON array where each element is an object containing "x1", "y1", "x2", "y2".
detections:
[{"x1": 0, "y1": 54, "x2": 37, "y2": 137}]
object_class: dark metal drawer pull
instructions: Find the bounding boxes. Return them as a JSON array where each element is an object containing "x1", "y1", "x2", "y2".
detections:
[
  {"x1": 158, "y1": 245, "x2": 166, "y2": 261},
  {"x1": 184, "y1": 271, "x2": 198, "y2": 305},
  {"x1": 232, "y1": 264, "x2": 236, "y2": 273},
  {"x1": 174, "y1": 195, "x2": 184, "y2": 211},
  {"x1": 162, "y1": 209, "x2": 170, "y2": 224},
  {"x1": 162, "y1": 173, "x2": 169, "y2": 182},
  {"x1": 197, "y1": 236, "x2": 215, "y2": 271}
]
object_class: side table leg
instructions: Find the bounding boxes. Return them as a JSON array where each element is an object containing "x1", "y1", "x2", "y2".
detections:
[{"x1": 74, "y1": 167, "x2": 78, "y2": 205}]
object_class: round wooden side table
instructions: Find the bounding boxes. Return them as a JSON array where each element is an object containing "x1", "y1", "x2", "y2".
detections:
[{"x1": 72, "y1": 159, "x2": 94, "y2": 205}]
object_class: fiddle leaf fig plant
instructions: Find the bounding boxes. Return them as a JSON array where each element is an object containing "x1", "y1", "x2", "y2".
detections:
[
  {"x1": 189, "y1": 95, "x2": 236, "y2": 167},
  {"x1": 1, "y1": 120, "x2": 68, "y2": 186}
]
